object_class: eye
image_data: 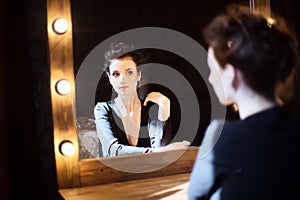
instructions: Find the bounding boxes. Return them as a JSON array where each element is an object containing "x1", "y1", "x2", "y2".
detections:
[
  {"x1": 112, "y1": 72, "x2": 120, "y2": 77},
  {"x1": 126, "y1": 70, "x2": 133, "y2": 75}
]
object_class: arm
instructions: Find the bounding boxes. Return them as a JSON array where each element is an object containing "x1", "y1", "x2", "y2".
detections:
[
  {"x1": 148, "y1": 117, "x2": 191, "y2": 150},
  {"x1": 94, "y1": 102, "x2": 153, "y2": 157},
  {"x1": 144, "y1": 92, "x2": 170, "y2": 121},
  {"x1": 148, "y1": 118, "x2": 165, "y2": 148},
  {"x1": 145, "y1": 93, "x2": 190, "y2": 150},
  {"x1": 188, "y1": 149, "x2": 215, "y2": 200},
  {"x1": 144, "y1": 92, "x2": 171, "y2": 148},
  {"x1": 187, "y1": 119, "x2": 225, "y2": 200}
]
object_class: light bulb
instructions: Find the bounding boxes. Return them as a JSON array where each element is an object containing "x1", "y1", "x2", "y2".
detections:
[
  {"x1": 60, "y1": 141, "x2": 75, "y2": 157},
  {"x1": 55, "y1": 79, "x2": 71, "y2": 95},
  {"x1": 52, "y1": 18, "x2": 69, "y2": 34}
]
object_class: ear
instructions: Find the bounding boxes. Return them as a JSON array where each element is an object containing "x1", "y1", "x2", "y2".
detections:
[{"x1": 137, "y1": 71, "x2": 141, "y2": 82}]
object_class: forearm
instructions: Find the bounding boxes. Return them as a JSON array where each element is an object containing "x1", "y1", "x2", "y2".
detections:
[
  {"x1": 188, "y1": 151, "x2": 215, "y2": 199},
  {"x1": 158, "y1": 105, "x2": 170, "y2": 121},
  {"x1": 97, "y1": 125, "x2": 153, "y2": 157},
  {"x1": 109, "y1": 143, "x2": 153, "y2": 157}
]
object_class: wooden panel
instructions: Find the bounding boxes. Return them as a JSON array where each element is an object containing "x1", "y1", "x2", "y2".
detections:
[
  {"x1": 60, "y1": 172, "x2": 191, "y2": 200},
  {"x1": 47, "y1": 0, "x2": 80, "y2": 188},
  {"x1": 79, "y1": 147, "x2": 198, "y2": 186}
]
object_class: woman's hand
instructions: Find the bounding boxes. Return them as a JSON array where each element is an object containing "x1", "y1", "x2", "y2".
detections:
[
  {"x1": 154, "y1": 140, "x2": 191, "y2": 152},
  {"x1": 143, "y1": 92, "x2": 170, "y2": 121}
]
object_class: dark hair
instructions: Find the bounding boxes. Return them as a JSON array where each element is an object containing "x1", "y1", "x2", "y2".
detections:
[
  {"x1": 103, "y1": 42, "x2": 147, "y2": 75},
  {"x1": 203, "y1": 4, "x2": 299, "y2": 101}
]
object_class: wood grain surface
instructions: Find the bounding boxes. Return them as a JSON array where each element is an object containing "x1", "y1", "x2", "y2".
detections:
[{"x1": 60, "y1": 172, "x2": 191, "y2": 200}]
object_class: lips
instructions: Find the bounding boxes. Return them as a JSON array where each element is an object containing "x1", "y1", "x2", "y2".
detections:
[{"x1": 119, "y1": 86, "x2": 129, "y2": 90}]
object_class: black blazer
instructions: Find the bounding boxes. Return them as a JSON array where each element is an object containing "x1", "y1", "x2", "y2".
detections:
[{"x1": 188, "y1": 106, "x2": 300, "y2": 200}]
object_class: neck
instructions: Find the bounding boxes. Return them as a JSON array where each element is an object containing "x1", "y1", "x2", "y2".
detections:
[
  {"x1": 234, "y1": 88, "x2": 277, "y2": 120},
  {"x1": 118, "y1": 92, "x2": 139, "y2": 108}
]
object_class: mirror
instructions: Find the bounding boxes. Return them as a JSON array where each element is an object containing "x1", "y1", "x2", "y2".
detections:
[
  {"x1": 48, "y1": 0, "x2": 269, "y2": 189},
  {"x1": 72, "y1": 0, "x2": 246, "y2": 159}
]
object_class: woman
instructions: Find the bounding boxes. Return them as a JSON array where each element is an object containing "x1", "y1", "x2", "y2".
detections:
[
  {"x1": 188, "y1": 4, "x2": 300, "y2": 200},
  {"x1": 94, "y1": 42, "x2": 189, "y2": 157}
]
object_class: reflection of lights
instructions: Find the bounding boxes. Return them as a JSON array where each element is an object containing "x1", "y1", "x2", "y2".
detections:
[
  {"x1": 56, "y1": 79, "x2": 71, "y2": 95},
  {"x1": 146, "y1": 182, "x2": 188, "y2": 199},
  {"x1": 52, "y1": 18, "x2": 69, "y2": 34},
  {"x1": 60, "y1": 141, "x2": 75, "y2": 157},
  {"x1": 232, "y1": 104, "x2": 239, "y2": 112}
]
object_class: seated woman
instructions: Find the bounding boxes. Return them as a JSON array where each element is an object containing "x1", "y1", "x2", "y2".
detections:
[
  {"x1": 94, "y1": 42, "x2": 189, "y2": 157},
  {"x1": 188, "y1": 4, "x2": 300, "y2": 200}
]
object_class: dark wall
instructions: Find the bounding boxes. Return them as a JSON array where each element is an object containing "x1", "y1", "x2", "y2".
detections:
[
  {"x1": 0, "y1": 0, "x2": 11, "y2": 199},
  {"x1": 72, "y1": 0, "x2": 249, "y2": 74},
  {"x1": 72, "y1": 0, "x2": 246, "y2": 146},
  {"x1": 271, "y1": 0, "x2": 300, "y2": 115},
  {"x1": 271, "y1": 0, "x2": 300, "y2": 37},
  {"x1": 1, "y1": 0, "x2": 62, "y2": 199}
]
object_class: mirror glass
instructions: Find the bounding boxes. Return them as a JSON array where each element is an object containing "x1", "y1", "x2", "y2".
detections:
[{"x1": 72, "y1": 0, "x2": 244, "y2": 160}]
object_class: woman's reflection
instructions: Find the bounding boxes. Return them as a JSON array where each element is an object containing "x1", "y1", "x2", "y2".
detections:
[{"x1": 94, "y1": 42, "x2": 190, "y2": 157}]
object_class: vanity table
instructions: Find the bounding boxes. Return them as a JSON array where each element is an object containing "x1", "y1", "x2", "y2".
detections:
[
  {"x1": 59, "y1": 147, "x2": 198, "y2": 199},
  {"x1": 60, "y1": 173, "x2": 190, "y2": 200}
]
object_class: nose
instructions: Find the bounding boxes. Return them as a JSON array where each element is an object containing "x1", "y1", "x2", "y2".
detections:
[{"x1": 118, "y1": 73, "x2": 125, "y2": 83}]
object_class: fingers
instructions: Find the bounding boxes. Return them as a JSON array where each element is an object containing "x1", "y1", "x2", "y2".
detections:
[
  {"x1": 182, "y1": 140, "x2": 191, "y2": 146},
  {"x1": 143, "y1": 92, "x2": 157, "y2": 106},
  {"x1": 143, "y1": 97, "x2": 151, "y2": 106},
  {"x1": 164, "y1": 141, "x2": 191, "y2": 151},
  {"x1": 153, "y1": 140, "x2": 191, "y2": 153}
]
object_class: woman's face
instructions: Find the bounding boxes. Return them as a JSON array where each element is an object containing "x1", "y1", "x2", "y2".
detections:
[
  {"x1": 108, "y1": 57, "x2": 141, "y2": 97},
  {"x1": 207, "y1": 47, "x2": 228, "y2": 105}
]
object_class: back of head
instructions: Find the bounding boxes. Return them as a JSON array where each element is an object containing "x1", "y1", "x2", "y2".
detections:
[{"x1": 203, "y1": 4, "x2": 299, "y2": 101}]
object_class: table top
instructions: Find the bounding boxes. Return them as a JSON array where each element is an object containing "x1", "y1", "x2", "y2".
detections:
[{"x1": 59, "y1": 172, "x2": 191, "y2": 200}]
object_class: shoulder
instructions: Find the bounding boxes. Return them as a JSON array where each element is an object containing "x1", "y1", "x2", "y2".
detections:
[
  {"x1": 198, "y1": 119, "x2": 225, "y2": 158},
  {"x1": 94, "y1": 100, "x2": 114, "y2": 114},
  {"x1": 204, "y1": 119, "x2": 245, "y2": 153},
  {"x1": 273, "y1": 106, "x2": 300, "y2": 135},
  {"x1": 216, "y1": 106, "x2": 300, "y2": 147},
  {"x1": 242, "y1": 106, "x2": 300, "y2": 133}
]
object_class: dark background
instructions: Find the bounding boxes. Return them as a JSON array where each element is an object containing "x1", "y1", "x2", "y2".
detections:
[{"x1": 1, "y1": 0, "x2": 299, "y2": 199}]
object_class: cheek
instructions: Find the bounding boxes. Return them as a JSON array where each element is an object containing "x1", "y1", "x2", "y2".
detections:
[
  {"x1": 208, "y1": 68, "x2": 218, "y2": 86},
  {"x1": 207, "y1": 61, "x2": 216, "y2": 84},
  {"x1": 127, "y1": 74, "x2": 138, "y2": 84}
]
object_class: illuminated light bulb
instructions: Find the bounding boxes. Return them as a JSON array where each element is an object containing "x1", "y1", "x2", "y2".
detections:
[
  {"x1": 60, "y1": 141, "x2": 75, "y2": 157},
  {"x1": 52, "y1": 18, "x2": 69, "y2": 34},
  {"x1": 55, "y1": 79, "x2": 71, "y2": 95}
]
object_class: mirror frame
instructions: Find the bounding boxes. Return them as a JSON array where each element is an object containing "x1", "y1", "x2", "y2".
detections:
[{"x1": 47, "y1": 0, "x2": 270, "y2": 189}]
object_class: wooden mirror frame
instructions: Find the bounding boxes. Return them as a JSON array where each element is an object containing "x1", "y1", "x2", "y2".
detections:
[{"x1": 47, "y1": 0, "x2": 270, "y2": 189}]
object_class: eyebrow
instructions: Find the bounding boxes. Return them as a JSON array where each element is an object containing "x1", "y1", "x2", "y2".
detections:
[
  {"x1": 111, "y1": 68, "x2": 133, "y2": 74},
  {"x1": 124, "y1": 68, "x2": 133, "y2": 71}
]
